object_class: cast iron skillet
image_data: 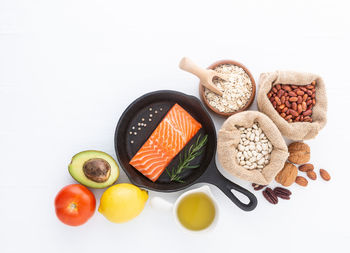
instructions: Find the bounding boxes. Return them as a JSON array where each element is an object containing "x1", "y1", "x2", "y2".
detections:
[{"x1": 114, "y1": 90, "x2": 257, "y2": 211}]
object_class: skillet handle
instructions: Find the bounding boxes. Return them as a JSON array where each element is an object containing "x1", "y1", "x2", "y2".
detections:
[{"x1": 198, "y1": 160, "x2": 257, "y2": 211}]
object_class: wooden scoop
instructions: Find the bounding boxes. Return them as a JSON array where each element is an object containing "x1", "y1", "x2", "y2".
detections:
[{"x1": 179, "y1": 57, "x2": 227, "y2": 96}]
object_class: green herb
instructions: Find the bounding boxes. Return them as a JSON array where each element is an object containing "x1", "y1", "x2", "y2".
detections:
[{"x1": 166, "y1": 134, "x2": 208, "y2": 183}]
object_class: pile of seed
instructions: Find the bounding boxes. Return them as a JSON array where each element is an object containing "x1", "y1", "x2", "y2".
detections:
[
  {"x1": 129, "y1": 106, "x2": 163, "y2": 144},
  {"x1": 236, "y1": 122, "x2": 273, "y2": 171},
  {"x1": 204, "y1": 64, "x2": 253, "y2": 113}
]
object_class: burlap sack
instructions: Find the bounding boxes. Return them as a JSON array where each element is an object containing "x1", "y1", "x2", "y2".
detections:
[
  {"x1": 257, "y1": 71, "x2": 327, "y2": 140},
  {"x1": 217, "y1": 111, "x2": 289, "y2": 185}
]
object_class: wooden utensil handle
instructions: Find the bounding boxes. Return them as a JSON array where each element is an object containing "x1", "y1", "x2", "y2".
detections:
[{"x1": 179, "y1": 57, "x2": 208, "y2": 81}]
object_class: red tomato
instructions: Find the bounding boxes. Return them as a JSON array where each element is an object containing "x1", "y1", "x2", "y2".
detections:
[{"x1": 55, "y1": 184, "x2": 96, "y2": 226}]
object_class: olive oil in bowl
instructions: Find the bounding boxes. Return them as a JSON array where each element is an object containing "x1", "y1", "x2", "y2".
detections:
[{"x1": 176, "y1": 192, "x2": 216, "y2": 231}]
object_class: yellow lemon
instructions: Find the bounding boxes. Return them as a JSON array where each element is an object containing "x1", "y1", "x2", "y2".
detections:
[{"x1": 98, "y1": 183, "x2": 148, "y2": 223}]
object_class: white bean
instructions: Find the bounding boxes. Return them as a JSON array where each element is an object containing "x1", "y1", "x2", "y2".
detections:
[
  {"x1": 258, "y1": 158, "x2": 265, "y2": 165},
  {"x1": 257, "y1": 153, "x2": 263, "y2": 160},
  {"x1": 235, "y1": 122, "x2": 273, "y2": 171},
  {"x1": 256, "y1": 144, "x2": 262, "y2": 152},
  {"x1": 243, "y1": 151, "x2": 248, "y2": 159},
  {"x1": 249, "y1": 156, "x2": 257, "y2": 162},
  {"x1": 249, "y1": 133, "x2": 255, "y2": 141}
]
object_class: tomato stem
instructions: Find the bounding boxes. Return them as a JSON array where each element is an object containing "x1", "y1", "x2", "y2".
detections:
[{"x1": 69, "y1": 202, "x2": 78, "y2": 212}]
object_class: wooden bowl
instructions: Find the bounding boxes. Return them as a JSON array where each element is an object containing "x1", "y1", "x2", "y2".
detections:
[{"x1": 199, "y1": 59, "x2": 256, "y2": 117}]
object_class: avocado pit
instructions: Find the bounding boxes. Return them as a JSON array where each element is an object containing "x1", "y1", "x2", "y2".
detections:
[{"x1": 83, "y1": 158, "x2": 111, "y2": 183}]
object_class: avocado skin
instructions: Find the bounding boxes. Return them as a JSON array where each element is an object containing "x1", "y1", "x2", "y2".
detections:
[{"x1": 68, "y1": 150, "x2": 119, "y2": 189}]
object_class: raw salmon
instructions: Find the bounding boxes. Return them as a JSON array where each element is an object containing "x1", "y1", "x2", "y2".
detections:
[{"x1": 129, "y1": 103, "x2": 202, "y2": 182}]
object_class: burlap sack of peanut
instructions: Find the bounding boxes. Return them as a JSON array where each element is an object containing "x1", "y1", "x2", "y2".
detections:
[
  {"x1": 217, "y1": 111, "x2": 289, "y2": 185},
  {"x1": 257, "y1": 70, "x2": 328, "y2": 140}
]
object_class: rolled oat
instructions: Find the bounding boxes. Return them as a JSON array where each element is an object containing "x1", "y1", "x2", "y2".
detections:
[{"x1": 204, "y1": 64, "x2": 253, "y2": 113}]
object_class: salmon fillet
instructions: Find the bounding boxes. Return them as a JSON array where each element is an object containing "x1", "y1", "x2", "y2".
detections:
[{"x1": 129, "y1": 103, "x2": 202, "y2": 182}]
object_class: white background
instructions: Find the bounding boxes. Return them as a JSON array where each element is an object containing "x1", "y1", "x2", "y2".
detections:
[{"x1": 1, "y1": 0, "x2": 349, "y2": 252}]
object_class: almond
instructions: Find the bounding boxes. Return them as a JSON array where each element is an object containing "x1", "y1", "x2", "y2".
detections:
[
  {"x1": 297, "y1": 96, "x2": 302, "y2": 103},
  {"x1": 282, "y1": 85, "x2": 292, "y2": 91},
  {"x1": 277, "y1": 90, "x2": 284, "y2": 97},
  {"x1": 302, "y1": 94, "x2": 308, "y2": 102},
  {"x1": 299, "y1": 163, "x2": 314, "y2": 172},
  {"x1": 295, "y1": 176, "x2": 308, "y2": 187},
  {"x1": 320, "y1": 169, "x2": 331, "y2": 181},
  {"x1": 289, "y1": 109, "x2": 299, "y2": 117},
  {"x1": 289, "y1": 91, "x2": 297, "y2": 97},
  {"x1": 302, "y1": 101, "x2": 307, "y2": 111},
  {"x1": 296, "y1": 90, "x2": 304, "y2": 96},
  {"x1": 285, "y1": 115, "x2": 292, "y2": 120},
  {"x1": 289, "y1": 97, "x2": 298, "y2": 102},
  {"x1": 307, "y1": 170, "x2": 317, "y2": 180},
  {"x1": 275, "y1": 96, "x2": 281, "y2": 105},
  {"x1": 297, "y1": 104, "x2": 303, "y2": 114},
  {"x1": 303, "y1": 109, "x2": 312, "y2": 116}
]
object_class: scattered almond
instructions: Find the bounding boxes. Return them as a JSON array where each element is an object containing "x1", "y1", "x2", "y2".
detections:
[
  {"x1": 299, "y1": 163, "x2": 314, "y2": 172},
  {"x1": 295, "y1": 176, "x2": 308, "y2": 187},
  {"x1": 320, "y1": 169, "x2": 331, "y2": 181},
  {"x1": 306, "y1": 170, "x2": 317, "y2": 180}
]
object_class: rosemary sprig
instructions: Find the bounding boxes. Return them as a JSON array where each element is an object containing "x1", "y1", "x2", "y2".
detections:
[{"x1": 166, "y1": 134, "x2": 208, "y2": 183}]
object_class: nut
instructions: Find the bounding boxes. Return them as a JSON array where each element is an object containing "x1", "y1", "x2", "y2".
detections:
[
  {"x1": 299, "y1": 163, "x2": 314, "y2": 172},
  {"x1": 275, "y1": 162, "x2": 298, "y2": 186},
  {"x1": 307, "y1": 170, "x2": 317, "y2": 180},
  {"x1": 262, "y1": 187, "x2": 278, "y2": 204},
  {"x1": 320, "y1": 169, "x2": 331, "y2": 181},
  {"x1": 252, "y1": 183, "x2": 266, "y2": 191},
  {"x1": 295, "y1": 176, "x2": 308, "y2": 186},
  {"x1": 273, "y1": 187, "x2": 292, "y2": 200},
  {"x1": 268, "y1": 82, "x2": 316, "y2": 123},
  {"x1": 288, "y1": 142, "x2": 310, "y2": 164}
]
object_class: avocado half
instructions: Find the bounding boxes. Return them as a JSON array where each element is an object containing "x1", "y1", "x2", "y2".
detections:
[{"x1": 68, "y1": 150, "x2": 119, "y2": 188}]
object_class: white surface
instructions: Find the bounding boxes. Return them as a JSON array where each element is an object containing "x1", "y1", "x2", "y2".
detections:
[{"x1": 1, "y1": 0, "x2": 349, "y2": 252}]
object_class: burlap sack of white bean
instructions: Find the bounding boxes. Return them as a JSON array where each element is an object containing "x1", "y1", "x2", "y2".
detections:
[
  {"x1": 257, "y1": 71, "x2": 327, "y2": 140},
  {"x1": 217, "y1": 111, "x2": 289, "y2": 185}
]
